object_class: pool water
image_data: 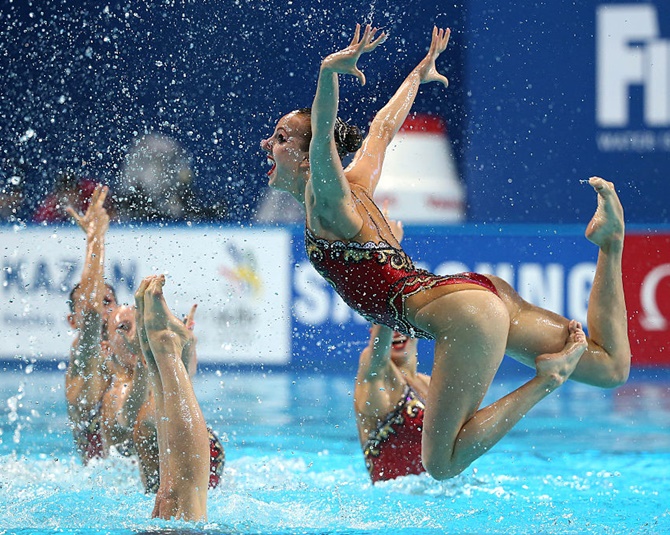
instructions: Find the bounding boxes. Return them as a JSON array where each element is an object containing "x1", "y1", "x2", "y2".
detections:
[{"x1": 1, "y1": 365, "x2": 669, "y2": 534}]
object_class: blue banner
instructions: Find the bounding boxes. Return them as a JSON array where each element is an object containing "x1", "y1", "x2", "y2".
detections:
[
  {"x1": 289, "y1": 224, "x2": 599, "y2": 373},
  {"x1": 464, "y1": 0, "x2": 669, "y2": 225}
]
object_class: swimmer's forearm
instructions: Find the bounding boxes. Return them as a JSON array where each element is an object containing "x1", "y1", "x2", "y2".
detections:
[
  {"x1": 77, "y1": 231, "x2": 107, "y2": 316},
  {"x1": 120, "y1": 363, "x2": 148, "y2": 429},
  {"x1": 312, "y1": 66, "x2": 339, "y2": 144},
  {"x1": 363, "y1": 324, "x2": 394, "y2": 377},
  {"x1": 369, "y1": 70, "x2": 422, "y2": 143}
]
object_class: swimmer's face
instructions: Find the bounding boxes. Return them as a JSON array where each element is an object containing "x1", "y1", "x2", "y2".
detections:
[
  {"x1": 260, "y1": 111, "x2": 310, "y2": 191},
  {"x1": 106, "y1": 305, "x2": 139, "y2": 369},
  {"x1": 101, "y1": 287, "x2": 117, "y2": 320},
  {"x1": 69, "y1": 284, "x2": 118, "y2": 324}
]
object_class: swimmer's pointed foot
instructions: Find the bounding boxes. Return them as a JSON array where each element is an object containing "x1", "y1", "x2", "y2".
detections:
[
  {"x1": 144, "y1": 275, "x2": 191, "y2": 362},
  {"x1": 585, "y1": 177, "x2": 625, "y2": 250},
  {"x1": 535, "y1": 319, "x2": 587, "y2": 390},
  {"x1": 143, "y1": 275, "x2": 169, "y2": 332},
  {"x1": 135, "y1": 276, "x2": 157, "y2": 371}
]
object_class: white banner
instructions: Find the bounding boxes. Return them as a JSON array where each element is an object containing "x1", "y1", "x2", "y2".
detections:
[{"x1": 1, "y1": 226, "x2": 292, "y2": 364}]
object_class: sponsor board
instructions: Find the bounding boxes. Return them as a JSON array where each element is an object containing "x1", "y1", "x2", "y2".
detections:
[
  {"x1": 1, "y1": 226, "x2": 292, "y2": 364},
  {"x1": 2, "y1": 225, "x2": 666, "y2": 368},
  {"x1": 623, "y1": 233, "x2": 670, "y2": 366}
]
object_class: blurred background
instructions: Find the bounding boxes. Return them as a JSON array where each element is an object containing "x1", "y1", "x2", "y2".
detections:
[
  {"x1": 1, "y1": 0, "x2": 668, "y2": 370},
  {"x1": 2, "y1": 0, "x2": 667, "y2": 225}
]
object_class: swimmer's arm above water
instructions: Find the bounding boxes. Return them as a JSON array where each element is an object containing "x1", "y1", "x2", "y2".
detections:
[
  {"x1": 309, "y1": 24, "x2": 386, "y2": 207},
  {"x1": 347, "y1": 26, "x2": 451, "y2": 194},
  {"x1": 66, "y1": 185, "x2": 111, "y2": 408},
  {"x1": 358, "y1": 323, "x2": 395, "y2": 383}
]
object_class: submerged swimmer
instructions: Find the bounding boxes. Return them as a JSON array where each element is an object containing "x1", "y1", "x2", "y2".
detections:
[
  {"x1": 355, "y1": 324, "x2": 427, "y2": 482},
  {"x1": 262, "y1": 24, "x2": 631, "y2": 479}
]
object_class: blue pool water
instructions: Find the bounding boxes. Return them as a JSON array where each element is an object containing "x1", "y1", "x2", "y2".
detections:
[{"x1": 1, "y1": 365, "x2": 669, "y2": 534}]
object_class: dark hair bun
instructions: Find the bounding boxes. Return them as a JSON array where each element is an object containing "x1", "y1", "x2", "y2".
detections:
[{"x1": 334, "y1": 118, "x2": 363, "y2": 156}]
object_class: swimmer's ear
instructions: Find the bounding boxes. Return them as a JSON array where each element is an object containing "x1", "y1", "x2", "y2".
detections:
[{"x1": 67, "y1": 313, "x2": 76, "y2": 329}]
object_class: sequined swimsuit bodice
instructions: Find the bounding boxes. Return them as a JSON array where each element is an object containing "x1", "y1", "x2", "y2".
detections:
[
  {"x1": 363, "y1": 383, "x2": 426, "y2": 482},
  {"x1": 305, "y1": 184, "x2": 498, "y2": 339}
]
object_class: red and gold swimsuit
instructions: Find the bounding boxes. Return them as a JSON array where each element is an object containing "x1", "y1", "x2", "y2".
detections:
[
  {"x1": 144, "y1": 427, "x2": 225, "y2": 493},
  {"x1": 305, "y1": 185, "x2": 498, "y2": 339},
  {"x1": 73, "y1": 402, "x2": 105, "y2": 462},
  {"x1": 363, "y1": 384, "x2": 426, "y2": 482}
]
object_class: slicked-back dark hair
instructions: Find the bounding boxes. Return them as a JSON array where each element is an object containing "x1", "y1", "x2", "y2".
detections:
[{"x1": 294, "y1": 108, "x2": 363, "y2": 158}]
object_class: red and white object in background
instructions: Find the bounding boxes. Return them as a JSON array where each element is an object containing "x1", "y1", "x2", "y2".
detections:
[
  {"x1": 374, "y1": 114, "x2": 465, "y2": 223},
  {"x1": 623, "y1": 233, "x2": 670, "y2": 366}
]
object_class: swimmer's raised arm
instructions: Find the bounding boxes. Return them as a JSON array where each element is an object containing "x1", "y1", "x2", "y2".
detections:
[
  {"x1": 357, "y1": 323, "x2": 395, "y2": 383},
  {"x1": 67, "y1": 185, "x2": 110, "y2": 331},
  {"x1": 66, "y1": 185, "x2": 111, "y2": 407},
  {"x1": 309, "y1": 24, "x2": 386, "y2": 210},
  {"x1": 347, "y1": 26, "x2": 451, "y2": 193}
]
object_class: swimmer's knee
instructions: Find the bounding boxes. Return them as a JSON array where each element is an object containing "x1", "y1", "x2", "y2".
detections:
[{"x1": 600, "y1": 358, "x2": 630, "y2": 388}]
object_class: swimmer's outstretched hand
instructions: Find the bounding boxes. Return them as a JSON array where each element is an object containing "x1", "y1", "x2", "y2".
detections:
[
  {"x1": 416, "y1": 26, "x2": 451, "y2": 87},
  {"x1": 321, "y1": 23, "x2": 387, "y2": 85},
  {"x1": 67, "y1": 184, "x2": 110, "y2": 237}
]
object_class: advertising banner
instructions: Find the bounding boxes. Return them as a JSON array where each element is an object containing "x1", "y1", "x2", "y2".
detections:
[
  {"x1": 623, "y1": 232, "x2": 670, "y2": 366},
  {"x1": 1, "y1": 226, "x2": 292, "y2": 364},
  {"x1": 291, "y1": 226, "x2": 670, "y2": 370},
  {"x1": 2, "y1": 225, "x2": 666, "y2": 369}
]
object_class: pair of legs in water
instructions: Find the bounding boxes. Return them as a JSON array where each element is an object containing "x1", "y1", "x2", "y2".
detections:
[
  {"x1": 410, "y1": 177, "x2": 631, "y2": 479},
  {"x1": 134, "y1": 275, "x2": 210, "y2": 521}
]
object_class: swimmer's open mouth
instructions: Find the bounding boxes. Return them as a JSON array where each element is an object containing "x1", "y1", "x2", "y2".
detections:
[
  {"x1": 392, "y1": 334, "x2": 408, "y2": 351},
  {"x1": 267, "y1": 156, "x2": 276, "y2": 176}
]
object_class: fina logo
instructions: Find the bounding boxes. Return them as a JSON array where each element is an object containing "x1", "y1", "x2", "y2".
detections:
[
  {"x1": 596, "y1": 4, "x2": 670, "y2": 151},
  {"x1": 597, "y1": 4, "x2": 669, "y2": 127}
]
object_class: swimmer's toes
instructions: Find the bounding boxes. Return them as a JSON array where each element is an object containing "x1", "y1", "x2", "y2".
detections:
[{"x1": 536, "y1": 337, "x2": 587, "y2": 387}]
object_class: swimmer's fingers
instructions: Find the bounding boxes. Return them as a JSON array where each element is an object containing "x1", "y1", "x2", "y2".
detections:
[
  {"x1": 93, "y1": 184, "x2": 109, "y2": 208},
  {"x1": 326, "y1": 24, "x2": 385, "y2": 86},
  {"x1": 69, "y1": 184, "x2": 110, "y2": 233},
  {"x1": 66, "y1": 205, "x2": 84, "y2": 228},
  {"x1": 348, "y1": 23, "x2": 362, "y2": 47},
  {"x1": 361, "y1": 26, "x2": 387, "y2": 52},
  {"x1": 183, "y1": 303, "x2": 198, "y2": 331},
  {"x1": 429, "y1": 26, "x2": 450, "y2": 57},
  {"x1": 416, "y1": 27, "x2": 451, "y2": 88}
]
